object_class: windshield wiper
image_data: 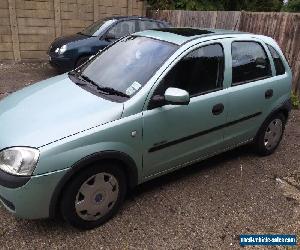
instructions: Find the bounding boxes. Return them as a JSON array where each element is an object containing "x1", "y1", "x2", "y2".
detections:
[
  {"x1": 97, "y1": 86, "x2": 130, "y2": 98},
  {"x1": 69, "y1": 72, "x2": 129, "y2": 98}
]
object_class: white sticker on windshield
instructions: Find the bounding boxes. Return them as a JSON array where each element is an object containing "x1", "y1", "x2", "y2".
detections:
[{"x1": 126, "y1": 81, "x2": 142, "y2": 96}]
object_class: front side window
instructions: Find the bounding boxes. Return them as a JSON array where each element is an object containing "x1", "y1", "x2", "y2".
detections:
[
  {"x1": 80, "y1": 19, "x2": 116, "y2": 37},
  {"x1": 139, "y1": 21, "x2": 160, "y2": 31},
  {"x1": 152, "y1": 43, "x2": 224, "y2": 98},
  {"x1": 107, "y1": 20, "x2": 136, "y2": 39},
  {"x1": 267, "y1": 45, "x2": 286, "y2": 76},
  {"x1": 77, "y1": 36, "x2": 178, "y2": 97},
  {"x1": 232, "y1": 41, "x2": 272, "y2": 85}
]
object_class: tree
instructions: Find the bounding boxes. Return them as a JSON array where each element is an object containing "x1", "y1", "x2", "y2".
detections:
[
  {"x1": 147, "y1": 0, "x2": 284, "y2": 12},
  {"x1": 282, "y1": 0, "x2": 300, "y2": 12}
]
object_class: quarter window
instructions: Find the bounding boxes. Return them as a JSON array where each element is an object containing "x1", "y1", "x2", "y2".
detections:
[
  {"x1": 154, "y1": 44, "x2": 224, "y2": 98},
  {"x1": 231, "y1": 41, "x2": 272, "y2": 85},
  {"x1": 267, "y1": 45, "x2": 286, "y2": 75}
]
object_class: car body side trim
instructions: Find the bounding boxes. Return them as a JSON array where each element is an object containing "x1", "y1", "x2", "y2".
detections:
[
  {"x1": 145, "y1": 138, "x2": 253, "y2": 180},
  {"x1": 149, "y1": 112, "x2": 262, "y2": 153}
]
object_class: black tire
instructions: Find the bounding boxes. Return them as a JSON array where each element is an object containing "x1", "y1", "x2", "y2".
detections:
[
  {"x1": 75, "y1": 56, "x2": 90, "y2": 69},
  {"x1": 60, "y1": 162, "x2": 127, "y2": 230},
  {"x1": 254, "y1": 112, "x2": 286, "y2": 156}
]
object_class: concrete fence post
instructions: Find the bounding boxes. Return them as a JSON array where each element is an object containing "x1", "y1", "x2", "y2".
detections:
[
  {"x1": 53, "y1": 0, "x2": 62, "y2": 38},
  {"x1": 8, "y1": 0, "x2": 21, "y2": 61}
]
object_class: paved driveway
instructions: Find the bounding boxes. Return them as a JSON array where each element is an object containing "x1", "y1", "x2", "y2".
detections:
[{"x1": 0, "y1": 62, "x2": 299, "y2": 249}]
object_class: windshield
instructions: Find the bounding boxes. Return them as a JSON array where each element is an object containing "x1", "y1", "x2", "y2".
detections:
[
  {"x1": 80, "y1": 19, "x2": 116, "y2": 36},
  {"x1": 78, "y1": 36, "x2": 178, "y2": 97}
]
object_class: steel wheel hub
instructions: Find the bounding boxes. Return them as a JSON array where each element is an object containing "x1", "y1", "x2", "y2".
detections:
[
  {"x1": 75, "y1": 172, "x2": 119, "y2": 221},
  {"x1": 264, "y1": 118, "x2": 283, "y2": 151}
]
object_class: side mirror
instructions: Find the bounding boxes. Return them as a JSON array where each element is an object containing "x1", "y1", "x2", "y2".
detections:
[
  {"x1": 151, "y1": 87, "x2": 190, "y2": 108},
  {"x1": 164, "y1": 87, "x2": 190, "y2": 105}
]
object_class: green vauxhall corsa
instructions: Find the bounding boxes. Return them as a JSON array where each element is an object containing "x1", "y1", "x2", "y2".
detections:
[{"x1": 0, "y1": 28, "x2": 292, "y2": 229}]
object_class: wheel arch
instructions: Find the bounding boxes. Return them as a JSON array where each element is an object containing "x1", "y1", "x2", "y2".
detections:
[
  {"x1": 268, "y1": 98, "x2": 291, "y2": 123},
  {"x1": 49, "y1": 150, "x2": 138, "y2": 218},
  {"x1": 255, "y1": 98, "x2": 291, "y2": 141}
]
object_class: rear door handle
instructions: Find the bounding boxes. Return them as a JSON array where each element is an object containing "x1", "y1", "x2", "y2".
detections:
[
  {"x1": 265, "y1": 89, "x2": 273, "y2": 99},
  {"x1": 212, "y1": 103, "x2": 224, "y2": 115}
]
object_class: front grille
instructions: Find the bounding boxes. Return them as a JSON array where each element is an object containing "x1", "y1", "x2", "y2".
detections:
[{"x1": 0, "y1": 195, "x2": 15, "y2": 211}]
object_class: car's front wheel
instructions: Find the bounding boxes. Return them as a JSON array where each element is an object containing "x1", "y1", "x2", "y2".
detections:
[
  {"x1": 255, "y1": 113, "x2": 286, "y2": 156},
  {"x1": 60, "y1": 163, "x2": 127, "y2": 230}
]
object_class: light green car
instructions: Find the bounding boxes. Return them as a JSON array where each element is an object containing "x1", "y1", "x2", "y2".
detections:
[{"x1": 0, "y1": 28, "x2": 292, "y2": 229}]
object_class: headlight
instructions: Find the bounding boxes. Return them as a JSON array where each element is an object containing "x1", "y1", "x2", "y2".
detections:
[
  {"x1": 0, "y1": 147, "x2": 39, "y2": 176},
  {"x1": 55, "y1": 45, "x2": 67, "y2": 55}
]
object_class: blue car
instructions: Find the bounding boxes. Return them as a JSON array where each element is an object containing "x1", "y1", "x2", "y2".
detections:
[{"x1": 48, "y1": 16, "x2": 170, "y2": 72}]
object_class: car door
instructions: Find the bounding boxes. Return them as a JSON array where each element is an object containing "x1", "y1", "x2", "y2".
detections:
[
  {"x1": 142, "y1": 43, "x2": 229, "y2": 179},
  {"x1": 223, "y1": 39, "x2": 274, "y2": 147}
]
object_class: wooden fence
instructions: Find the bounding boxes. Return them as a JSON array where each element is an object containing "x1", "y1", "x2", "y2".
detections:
[
  {"x1": 148, "y1": 10, "x2": 300, "y2": 94},
  {"x1": 0, "y1": 0, "x2": 146, "y2": 61}
]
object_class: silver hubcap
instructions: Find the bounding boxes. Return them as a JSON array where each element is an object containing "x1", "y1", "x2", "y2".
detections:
[
  {"x1": 264, "y1": 118, "x2": 283, "y2": 151},
  {"x1": 75, "y1": 173, "x2": 119, "y2": 221}
]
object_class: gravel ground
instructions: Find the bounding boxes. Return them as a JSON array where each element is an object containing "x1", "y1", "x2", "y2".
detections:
[{"x1": 0, "y1": 62, "x2": 299, "y2": 249}]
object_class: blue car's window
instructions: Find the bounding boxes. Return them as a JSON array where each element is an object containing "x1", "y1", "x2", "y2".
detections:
[
  {"x1": 80, "y1": 36, "x2": 178, "y2": 97},
  {"x1": 139, "y1": 21, "x2": 160, "y2": 31},
  {"x1": 80, "y1": 19, "x2": 116, "y2": 37},
  {"x1": 107, "y1": 20, "x2": 136, "y2": 39}
]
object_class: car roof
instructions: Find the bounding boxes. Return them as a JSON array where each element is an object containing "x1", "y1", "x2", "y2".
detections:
[
  {"x1": 134, "y1": 27, "x2": 251, "y2": 45},
  {"x1": 103, "y1": 16, "x2": 167, "y2": 23}
]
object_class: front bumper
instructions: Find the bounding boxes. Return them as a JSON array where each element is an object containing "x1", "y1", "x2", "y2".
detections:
[{"x1": 0, "y1": 168, "x2": 69, "y2": 219}]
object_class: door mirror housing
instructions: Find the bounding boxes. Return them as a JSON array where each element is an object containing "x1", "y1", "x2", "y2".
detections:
[
  {"x1": 164, "y1": 87, "x2": 190, "y2": 105},
  {"x1": 150, "y1": 88, "x2": 190, "y2": 109}
]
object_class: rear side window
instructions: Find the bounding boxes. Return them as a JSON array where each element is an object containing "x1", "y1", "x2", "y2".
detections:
[
  {"x1": 267, "y1": 45, "x2": 286, "y2": 75},
  {"x1": 231, "y1": 41, "x2": 272, "y2": 85}
]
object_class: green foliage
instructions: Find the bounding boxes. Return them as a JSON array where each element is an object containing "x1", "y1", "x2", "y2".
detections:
[
  {"x1": 291, "y1": 92, "x2": 299, "y2": 109},
  {"x1": 147, "y1": 0, "x2": 284, "y2": 12},
  {"x1": 282, "y1": 0, "x2": 300, "y2": 12},
  {"x1": 147, "y1": 0, "x2": 219, "y2": 10}
]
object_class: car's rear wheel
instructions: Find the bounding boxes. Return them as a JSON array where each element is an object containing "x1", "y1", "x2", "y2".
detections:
[
  {"x1": 255, "y1": 113, "x2": 286, "y2": 156},
  {"x1": 75, "y1": 56, "x2": 90, "y2": 69},
  {"x1": 60, "y1": 163, "x2": 126, "y2": 230}
]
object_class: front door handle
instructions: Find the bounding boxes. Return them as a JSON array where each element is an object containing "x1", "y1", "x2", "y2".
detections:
[
  {"x1": 265, "y1": 89, "x2": 273, "y2": 99},
  {"x1": 212, "y1": 103, "x2": 224, "y2": 115}
]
